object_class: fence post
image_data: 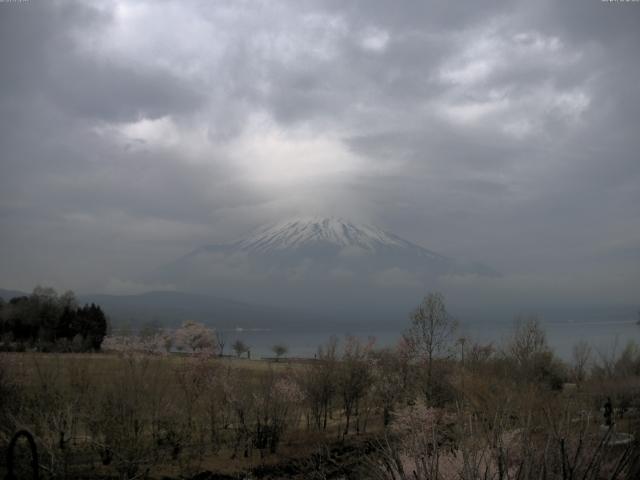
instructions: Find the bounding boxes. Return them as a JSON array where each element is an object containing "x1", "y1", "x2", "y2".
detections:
[{"x1": 5, "y1": 430, "x2": 39, "y2": 480}]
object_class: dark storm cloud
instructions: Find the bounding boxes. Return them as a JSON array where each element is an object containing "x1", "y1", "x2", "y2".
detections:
[{"x1": 0, "y1": 0, "x2": 638, "y2": 304}]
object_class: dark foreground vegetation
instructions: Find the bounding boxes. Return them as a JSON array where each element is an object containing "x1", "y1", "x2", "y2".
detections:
[
  {"x1": 1, "y1": 292, "x2": 639, "y2": 479},
  {"x1": 0, "y1": 287, "x2": 107, "y2": 353}
]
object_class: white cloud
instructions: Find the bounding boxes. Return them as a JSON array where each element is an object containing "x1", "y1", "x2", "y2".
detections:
[
  {"x1": 227, "y1": 113, "x2": 364, "y2": 185},
  {"x1": 118, "y1": 116, "x2": 180, "y2": 147},
  {"x1": 435, "y1": 20, "x2": 590, "y2": 137},
  {"x1": 438, "y1": 94, "x2": 510, "y2": 125},
  {"x1": 359, "y1": 27, "x2": 390, "y2": 53}
]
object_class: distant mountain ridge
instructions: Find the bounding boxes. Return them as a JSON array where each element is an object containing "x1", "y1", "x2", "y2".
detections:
[
  {"x1": 0, "y1": 288, "x2": 28, "y2": 300},
  {"x1": 81, "y1": 290, "x2": 325, "y2": 330}
]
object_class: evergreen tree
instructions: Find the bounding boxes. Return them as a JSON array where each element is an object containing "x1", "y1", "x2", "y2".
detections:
[{"x1": 1, "y1": 288, "x2": 108, "y2": 352}]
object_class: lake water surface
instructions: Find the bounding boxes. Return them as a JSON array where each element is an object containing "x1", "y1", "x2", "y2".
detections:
[{"x1": 221, "y1": 319, "x2": 640, "y2": 361}]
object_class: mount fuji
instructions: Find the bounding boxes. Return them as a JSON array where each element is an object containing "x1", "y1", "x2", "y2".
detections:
[{"x1": 158, "y1": 217, "x2": 498, "y2": 314}]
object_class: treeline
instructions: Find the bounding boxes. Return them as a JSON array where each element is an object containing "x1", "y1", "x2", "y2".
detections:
[{"x1": 0, "y1": 287, "x2": 108, "y2": 352}]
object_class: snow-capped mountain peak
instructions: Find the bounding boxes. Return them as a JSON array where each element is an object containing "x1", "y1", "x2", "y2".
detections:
[
  {"x1": 235, "y1": 217, "x2": 412, "y2": 253},
  {"x1": 159, "y1": 216, "x2": 498, "y2": 309}
]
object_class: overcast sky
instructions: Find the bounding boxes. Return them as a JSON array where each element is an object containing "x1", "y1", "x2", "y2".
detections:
[{"x1": 0, "y1": 0, "x2": 638, "y2": 305}]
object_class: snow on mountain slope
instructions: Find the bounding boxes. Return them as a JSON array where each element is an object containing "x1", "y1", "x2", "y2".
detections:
[{"x1": 232, "y1": 217, "x2": 445, "y2": 259}]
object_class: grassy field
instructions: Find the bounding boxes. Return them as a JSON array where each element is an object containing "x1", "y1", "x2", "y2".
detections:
[
  {"x1": 2, "y1": 333, "x2": 640, "y2": 479},
  {"x1": 0, "y1": 351, "x2": 379, "y2": 479}
]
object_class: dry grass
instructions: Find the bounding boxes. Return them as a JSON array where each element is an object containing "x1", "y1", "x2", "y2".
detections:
[{"x1": 2, "y1": 346, "x2": 639, "y2": 480}]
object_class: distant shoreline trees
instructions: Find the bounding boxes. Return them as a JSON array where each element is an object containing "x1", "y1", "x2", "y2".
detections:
[
  {"x1": 232, "y1": 339, "x2": 250, "y2": 358},
  {"x1": 0, "y1": 286, "x2": 108, "y2": 352},
  {"x1": 271, "y1": 343, "x2": 288, "y2": 361}
]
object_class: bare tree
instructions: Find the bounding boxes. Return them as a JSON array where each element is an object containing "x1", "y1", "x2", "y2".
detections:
[
  {"x1": 338, "y1": 336, "x2": 375, "y2": 435},
  {"x1": 298, "y1": 336, "x2": 338, "y2": 431},
  {"x1": 253, "y1": 371, "x2": 303, "y2": 455},
  {"x1": 371, "y1": 346, "x2": 412, "y2": 426},
  {"x1": 571, "y1": 340, "x2": 592, "y2": 383},
  {"x1": 215, "y1": 330, "x2": 226, "y2": 357},
  {"x1": 405, "y1": 292, "x2": 456, "y2": 400},
  {"x1": 507, "y1": 316, "x2": 549, "y2": 367}
]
